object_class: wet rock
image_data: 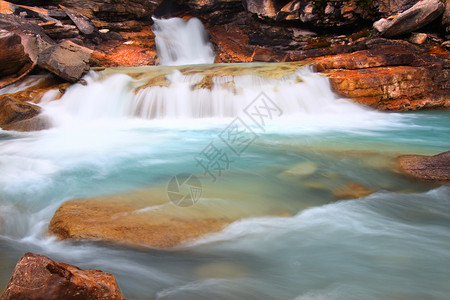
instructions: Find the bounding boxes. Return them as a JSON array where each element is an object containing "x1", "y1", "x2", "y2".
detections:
[
  {"x1": 0, "y1": 95, "x2": 41, "y2": 127},
  {"x1": 398, "y1": 151, "x2": 450, "y2": 182},
  {"x1": 37, "y1": 40, "x2": 92, "y2": 82},
  {"x1": 333, "y1": 182, "x2": 374, "y2": 199},
  {"x1": 48, "y1": 190, "x2": 234, "y2": 248},
  {"x1": 1, "y1": 252, "x2": 124, "y2": 300},
  {"x1": 1, "y1": 115, "x2": 50, "y2": 131},
  {"x1": 373, "y1": 0, "x2": 445, "y2": 37}
]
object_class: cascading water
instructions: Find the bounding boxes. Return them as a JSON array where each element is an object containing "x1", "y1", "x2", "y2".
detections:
[
  {"x1": 0, "y1": 17, "x2": 449, "y2": 300},
  {"x1": 152, "y1": 17, "x2": 215, "y2": 65}
]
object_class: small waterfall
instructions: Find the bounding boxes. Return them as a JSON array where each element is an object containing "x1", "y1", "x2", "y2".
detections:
[
  {"x1": 152, "y1": 17, "x2": 215, "y2": 66},
  {"x1": 42, "y1": 64, "x2": 372, "y2": 126}
]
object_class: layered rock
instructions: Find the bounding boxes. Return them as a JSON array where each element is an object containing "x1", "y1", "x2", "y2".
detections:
[
  {"x1": 1, "y1": 252, "x2": 124, "y2": 300},
  {"x1": 313, "y1": 39, "x2": 450, "y2": 111},
  {"x1": 398, "y1": 151, "x2": 450, "y2": 182}
]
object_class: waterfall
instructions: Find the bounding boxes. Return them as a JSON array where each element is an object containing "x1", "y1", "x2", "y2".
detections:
[
  {"x1": 42, "y1": 65, "x2": 372, "y2": 126},
  {"x1": 152, "y1": 17, "x2": 215, "y2": 66},
  {"x1": 40, "y1": 17, "x2": 373, "y2": 126}
]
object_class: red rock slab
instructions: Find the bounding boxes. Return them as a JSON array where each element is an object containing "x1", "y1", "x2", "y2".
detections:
[{"x1": 1, "y1": 252, "x2": 124, "y2": 300}]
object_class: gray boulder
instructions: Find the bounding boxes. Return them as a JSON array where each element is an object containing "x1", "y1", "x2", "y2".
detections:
[{"x1": 374, "y1": 0, "x2": 445, "y2": 37}]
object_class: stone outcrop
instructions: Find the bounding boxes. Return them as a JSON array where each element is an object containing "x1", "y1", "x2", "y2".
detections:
[
  {"x1": 374, "y1": 0, "x2": 445, "y2": 37},
  {"x1": 398, "y1": 151, "x2": 450, "y2": 181},
  {"x1": 1, "y1": 252, "x2": 124, "y2": 300},
  {"x1": 312, "y1": 39, "x2": 450, "y2": 111}
]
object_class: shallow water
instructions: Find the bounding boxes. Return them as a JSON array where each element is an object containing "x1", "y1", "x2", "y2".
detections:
[{"x1": 0, "y1": 65, "x2": 449, "y2": 299}]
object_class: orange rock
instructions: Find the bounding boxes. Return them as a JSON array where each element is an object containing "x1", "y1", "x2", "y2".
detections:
[
  {"x1": 398, "y1": 151, "x2": 450, "y2": 182},
  {"x1": 1, "y1": 252, "x2": 124, "y2": 300},
  {"x1": 209, "y1": 24, "x2": 254, "y2": 63},
  {"x1": 48, "y1": 192, "x2": 234, "y2": 248},
  {"x1": 333, "y1": 182, "x2": 374, "y2": 199}
]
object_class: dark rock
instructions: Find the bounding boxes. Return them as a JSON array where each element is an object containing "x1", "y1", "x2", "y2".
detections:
[
  {"x1": 60, "y1": 5, "x2": 98, "y2": 37},
  {"x1": 0, "y1": 95, "x2": 41, "y2": 127},
  {"x1": 242, "y1": 0, "x2": 380, "y2": 27},
  {"x1": 12, "y1": 3, "x2": 63, "y2": 26},
  {"x1": 377, "y1": 0, "x2": 420, "y2": 15},
  {"x1": 0, "y1": 13, "x2": 53, "y2": 44},
  {"x1": 443, "y1": 0, "x2": 450, "y2": 26},
  {"x1": 37, "y1": 40, "x2": 92, "y2": 82},
  {"x1": 398, "y1": 151, "x2": 450, "y2": 182},
  {"x1": 374, "y1": 0, "x2": 445, "y2": 37},
  {"x1": 0, "y1": 252, "x2": 125, "y2": 300},
  {"x1": 42, "y1": 24, "x2": 80, "y2": 40}
]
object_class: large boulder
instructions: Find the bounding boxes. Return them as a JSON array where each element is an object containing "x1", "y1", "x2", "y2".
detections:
[
  {"x1": 37, "y1": 40, "x2": 92, "y2": 82},
  {"x1": 1, "y1": 252, "x2": 124, "y2": 300},
  {"x1": 398, "y1": 151, "x2": 450, "y2": 182},
  {"x1": 374, "y1": 0, "x2": 445, "y2": 37},
  {"x1": 0, "y1": 95, "x2": 41, "y2": 127}
]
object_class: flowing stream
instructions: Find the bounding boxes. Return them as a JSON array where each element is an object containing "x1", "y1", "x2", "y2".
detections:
[{"x1": 0, "y1": 17, "x2": 449, "y2": 300}]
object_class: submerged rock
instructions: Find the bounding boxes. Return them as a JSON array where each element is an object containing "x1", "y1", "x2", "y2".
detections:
[
  {"x1": 333, "y1": 182, "x2": 375, "y2": 199},
  {"x1": 48, "y1": 190, "x2": 235, "y2": 248},
  {"x1": 398, "y1": 151, "x2": 450, "y2": 182},
  {"x1": 1, "y1": 252, "x2": 124, "y2": 300}
]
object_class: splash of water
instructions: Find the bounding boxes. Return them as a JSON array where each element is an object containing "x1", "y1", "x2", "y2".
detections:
[{"x1": 152, "y1": 17, "x2": 215, "y2": 66}]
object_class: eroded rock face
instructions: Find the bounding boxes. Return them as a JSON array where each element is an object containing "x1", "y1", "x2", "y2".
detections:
[
  {"x1": 1, "y1": 252, "x2": 124, "y2": 300},
  {"x1": 374, "y1": 0, "x2": 445, "y2": 37},
  {"x1": 398, "y1": 151, "x2": 450, "y2": 182}
]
